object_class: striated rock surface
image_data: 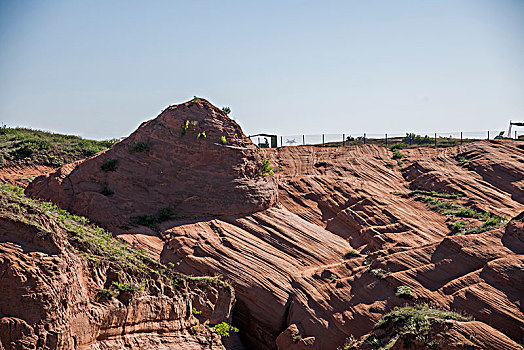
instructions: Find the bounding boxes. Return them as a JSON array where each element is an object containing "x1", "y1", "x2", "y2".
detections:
[
  {"x1": 26, "y1": 98, "x2": 277, "y2": 230},
  {"x1": 20, "y1": 99, "x2": 524, "y2": 350},
  {"x1": 0, "y1": 186, "x2": 233, "y2": 350}
]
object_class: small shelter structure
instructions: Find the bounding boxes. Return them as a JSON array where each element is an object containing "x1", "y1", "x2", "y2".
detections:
[{"x1": 249, "y1": 133, "x2": 278, "y2": 148}]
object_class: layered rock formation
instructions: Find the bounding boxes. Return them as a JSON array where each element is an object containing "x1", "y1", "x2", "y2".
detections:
[
  {"x1": 0, "y1": 185, "x2": 234, "y2": 350},
  {"x1": 20, "y1": 99, "x2": 524, "y2": 349},
  {"x1": 26, "y1": 98, "x2": 277, "y2": 231}
]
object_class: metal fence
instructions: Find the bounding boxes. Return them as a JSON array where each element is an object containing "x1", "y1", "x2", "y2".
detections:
[{"x1": 249, "y1": 130, "x2": 524, "y2": 148}]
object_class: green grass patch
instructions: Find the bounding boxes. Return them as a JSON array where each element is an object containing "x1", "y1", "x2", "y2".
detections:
[
  {"x1": 415, "y1": 194, "x2": 508, "y2": 234},
  {"x1": 447, "y1": 220, "x2": 465, "y2": 231},
  {"x1": 392, "y1": 151, "x2": 404, "y2": 159},
  {"x1": 409, "y1": 190, "x2": 462, "y2": 199},
  {"x1": 0, "y1": 127, "x2": 116, "y2": 167},
  {"x1": 390, "y1": 143, "x2": 407, "y2": 151}
]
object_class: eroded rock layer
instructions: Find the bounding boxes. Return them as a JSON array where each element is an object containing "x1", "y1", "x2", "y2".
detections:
[
  {"x1": 20, "y1": 99, "x2": 524, "y2": 350},
  {"x1": 157, "y1": 141, "x2": 524, "y2": 349},
  {"x1": 0, "y1": 187, "x2": 233, "y2": 350}
]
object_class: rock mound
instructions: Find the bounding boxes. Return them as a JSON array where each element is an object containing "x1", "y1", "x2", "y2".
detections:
[{"x1": 26, "y1": 98, "x2": 277, "y2": 229}]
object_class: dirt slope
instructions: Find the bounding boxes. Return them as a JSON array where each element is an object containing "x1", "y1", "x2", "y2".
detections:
[{"x1": 23, "y1": 99, "x2": 524, "y2": 349}]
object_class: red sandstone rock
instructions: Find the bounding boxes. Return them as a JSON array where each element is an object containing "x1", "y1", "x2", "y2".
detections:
[
  {"x1": 19, "y1": 100, "x2": 524, "y2": 349},
  {"x1": 26, "y1": 98, "x2": 277, "y2": 230}
]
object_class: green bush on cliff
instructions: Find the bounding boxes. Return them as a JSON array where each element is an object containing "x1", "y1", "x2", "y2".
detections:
[
  {"x1": 214, "y1": 322, "x2": 239, "y2": 337},
  {"x1": 370, "y1": 304, "x2": 471, "y2": 349}
]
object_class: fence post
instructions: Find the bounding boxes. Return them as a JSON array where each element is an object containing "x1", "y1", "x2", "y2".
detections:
[
  {"x1": 303, "y1": 135, "x2": 305, "y2": 145},
  {"x1": 516, "y1": 130, "x2": 518, "y2": 140},
  {"x1": 385, "y1": 133, "x2": 388, "y2": 147},
  {"x1": 487, "y1": 131, "x2": 489, "y2": 140},
  {"x1": 460, "y1": 132, "x2": 463, "y2": 145},
  {"x1": 434, "y1": 133, "x2": 437, "y2": 148},
  {"x1": 342, "y1": 134, "x2": 345, "y2": 147},
  {"x1": 364, "y1": 133, "x2": 366, "y2": 144},
  {"x1": 322, "y1": 134, "x2": 325, "y2": 146},
  {"x1": 281, "y1": 136, "x2": 283, "y2": 147}
]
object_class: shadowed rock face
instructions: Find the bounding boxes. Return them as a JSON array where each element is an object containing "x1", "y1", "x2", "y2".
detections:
[{"x1": 26, "y1": 98, "x2": 278, "y2": 230}]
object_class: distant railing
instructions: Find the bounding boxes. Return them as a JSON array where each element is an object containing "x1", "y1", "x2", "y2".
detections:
[{"x1": 249, "y1": 131, "x2": 524, "y2": 148}]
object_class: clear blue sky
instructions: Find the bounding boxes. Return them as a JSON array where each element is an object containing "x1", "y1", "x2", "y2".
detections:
[{"x1": 1, "y1": 0, "x2": 523, "y2": 139}]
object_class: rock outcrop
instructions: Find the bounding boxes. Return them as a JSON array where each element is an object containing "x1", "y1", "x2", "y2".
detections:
[
  {"x1": 26, "y1": 98, "x2": 277, "y2": 231},
  {"x1": 0, "y1": 185, "x2": 234, "y2": 350},
  {"x1": 20, "y1": 99, "x2": 524, "y2": 350}
]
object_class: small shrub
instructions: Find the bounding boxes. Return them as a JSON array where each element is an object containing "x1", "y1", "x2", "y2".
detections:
[
  {"x1": 344, "y1": 250, "x2": 359, "y2": 259},
  {"x1": 132, "y1": 214, "x2": 157, "y2": 227},
  {"x1": 197, "y1": 131, "x2": 206, "y2": 139},
  {"x1": 293, "y1": 335, "x2": 302, "y2": 343},
  {"x1": 257, "y1": 158, "x2": 274, "y2": 176},
  {"x1": 456, "y1": 156, "x2": 468, "y2": 166},
  {"x1": 385, "y1": 162, "x2": 395, "y2": 168},
  {"x1": 101, "y1": 159, "x2": 118, "y2": 172},
  {"x1": 98, "y1": 288, "x2": 114, "y2": 299},
  {"x1": 192, "y1": 307, "x2": 202, "y2": 315},
  {"x1": 448, "y1": 220, "x2": 465, "y2": 231},
  {"x1": 372, "y1": 304, "x2": 470, "y2": 348},
  {"x1": 395, "y1": 285, "x2": 413, "y2": 299},
  {"x1": 129, "y1": 141, "x2": 149, "y2": 152},
  {"x1": 221, "y1": 136, "x2": 227, "y2": 144},
  {"x1": 111, "y1": 281, "x2": 143, "y2": 292},
  {"x1": 371, "y1": 268, "x2": 389, "y2": 279},
  {"x1": 131, "y1": 206, "x2": 174, "y2": 228},
  {"x1": 214, "y1": 322, "x2": 239, "y2": 337},
  {"x1": 396, "y1": 159, "x2": 403, "y2": 167},
  {"x1": 392, "y1": 151, "x2": 404, "y2": 159},
  {"x1": 156, "y1": 206, "x2": 173, "y2": 222},
  {"x1": 222, "y1": 106, "x2": 231, "y2": 115},
  {"x1": 191, "y1": 96, "x2": 200, "y2": 103},
  {"x1": 365, "y1": 334, "x2": 382, "y2": 347},
  {"x1": 100, "y1": 186, "x2": 114, "y2": 196},
  {"x1": 390, "y1": 143, "x2": 407, "y2": 151},
  {"x1": 180, "y1": 121, "x2": 190, "y2": 136}
]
